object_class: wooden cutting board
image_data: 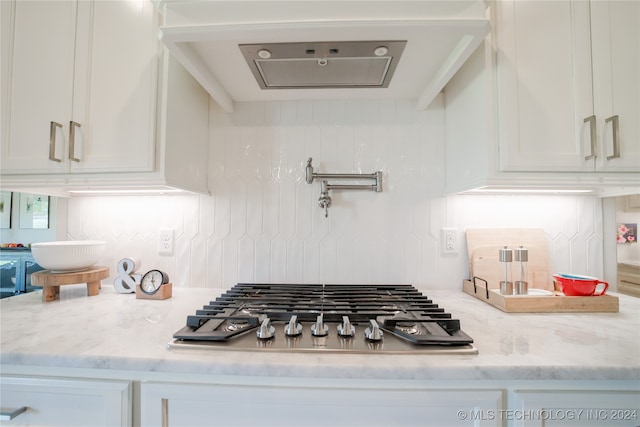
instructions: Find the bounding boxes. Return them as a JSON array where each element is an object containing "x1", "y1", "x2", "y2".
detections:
[{"x1": 466, "y1": 228, "x2": 553, "y2": 291}]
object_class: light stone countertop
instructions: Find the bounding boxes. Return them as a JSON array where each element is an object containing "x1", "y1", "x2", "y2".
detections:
[{"x1": 1, "y1": 284, "x2": 639, "y2": 382}]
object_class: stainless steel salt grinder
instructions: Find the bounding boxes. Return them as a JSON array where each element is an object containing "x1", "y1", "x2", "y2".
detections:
[
  {"x1": 499, "y1": 246, "x2": 513, "y2": 295},
  {"x1": 514, "y1": 246, "x2": 529, "y2": 295}
]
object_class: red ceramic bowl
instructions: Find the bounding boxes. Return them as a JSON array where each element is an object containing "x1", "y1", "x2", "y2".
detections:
[{"x1": 553, "y1": 274, "x2": 609, "y2": 296}]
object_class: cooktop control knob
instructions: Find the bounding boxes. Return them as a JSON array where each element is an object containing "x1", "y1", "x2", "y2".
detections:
[
  {"x1": 337, "y1": 315, "x2": 355, "y2": 337},
  {"x1": 284, "y1": 315, "x2": 303, "y2": 337},
  {"x1": 310, "y1": 314, "x2": 329, "y2": 337},
  {"x1": 256, "y1": 317, "x2": 275, "y2": 340},
  {"x1": 364, "y1": 319, "x2": 383, "y2": 341}
]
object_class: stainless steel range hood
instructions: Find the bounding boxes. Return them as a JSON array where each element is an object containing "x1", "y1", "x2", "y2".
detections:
[
  {"x1": 239, "y1": 40, "x2": 406, "y2": 89},
  {"x1": 156, "y1": 1, "x2": 490, "y2": 113}
]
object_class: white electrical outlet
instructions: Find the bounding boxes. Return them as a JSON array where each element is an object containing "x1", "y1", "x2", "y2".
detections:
[
  {"x1": 158, "y1": 228, "x2": 174, "y2": 255},
  {"x1": 441, "y1": 227, "x2": 459, "y2": 255}
]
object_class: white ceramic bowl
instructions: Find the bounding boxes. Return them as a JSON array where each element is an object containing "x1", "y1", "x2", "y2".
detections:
[{"x1": 31, "y1": 240, "x2": 106, "y2": 272}]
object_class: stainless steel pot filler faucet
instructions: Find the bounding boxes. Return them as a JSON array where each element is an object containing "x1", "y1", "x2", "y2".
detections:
[{"x1": 305, "y1": 157, "x2": 383, "y2": 218}]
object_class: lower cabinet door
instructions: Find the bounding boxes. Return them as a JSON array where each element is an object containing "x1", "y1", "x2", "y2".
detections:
[
  {"x1": 141, "y1": 382, "x2": 504, "y2": 427},
  {"x1": 0, "y1": 375, "x2": 131, "y2": 426},
  {"x1": 512, "y1": 390, "x2": 640, "y2": 427}
]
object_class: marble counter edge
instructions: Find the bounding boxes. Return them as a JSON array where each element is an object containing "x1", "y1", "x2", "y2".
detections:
[{"x1": 1, "y1": 352, "x2": 638, "y2": 382}]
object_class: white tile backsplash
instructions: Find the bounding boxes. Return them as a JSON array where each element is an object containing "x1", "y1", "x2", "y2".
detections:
[{"x1": 67, "y1": 98, "x2": 603, "y2": 291}]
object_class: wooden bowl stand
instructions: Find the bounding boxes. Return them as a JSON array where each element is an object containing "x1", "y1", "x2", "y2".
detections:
[{"x1": 31, "y1": 266, "x2": 109, "y2": 302}]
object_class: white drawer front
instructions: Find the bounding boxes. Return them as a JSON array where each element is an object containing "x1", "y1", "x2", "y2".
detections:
[{"x1": 0, "y1": 376, "x2": 131, "y2": 427}]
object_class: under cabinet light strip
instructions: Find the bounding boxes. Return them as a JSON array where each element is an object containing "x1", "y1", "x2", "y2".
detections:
[
  {"x1": 466, "y1": 188, "x2": 595, "y2": 194},
  {"x1": 68, "y1": 189, "x2": 184, "y2": 195}
]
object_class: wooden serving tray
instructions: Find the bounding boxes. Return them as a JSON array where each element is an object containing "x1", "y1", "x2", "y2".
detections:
[{"x1": 463, "y1": 279, "x2": 619, "y2": 313}]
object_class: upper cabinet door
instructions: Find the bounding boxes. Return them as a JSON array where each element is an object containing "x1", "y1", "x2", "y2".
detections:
[
  {"x1": 591, "y1": 1, "x2": 640, "y2": 172},
  {"x1": 495, "y1": 1, "x2": 594, "y2": 172},
  {"x1": 1, "y1": 1, "x2": 77, "y2": 173},
  {"x1": 70, "y1": 0, "x2": 159, "y2": 173},
  {"x1": 495, "y1": 0, "x2": 639, "y2": 174},
  {"x1": 1, "y1": 0, "x2": 159, "y2": 175}
]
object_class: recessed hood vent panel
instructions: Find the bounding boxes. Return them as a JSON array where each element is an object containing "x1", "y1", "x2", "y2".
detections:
[
  {"x1": 239, "y1": 41, "x2": 406, "y2": 89},
  {"x1": 157, "y1": 1, "x2": 491, "y2": 113}
]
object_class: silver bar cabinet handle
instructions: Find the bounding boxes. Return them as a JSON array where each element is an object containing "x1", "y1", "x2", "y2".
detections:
[
  {"x1": 583, "y1": 115, "x2": 597, "y2": 160},
  {"x1": 69, "y1": 120, "x2": 81, "y2": 162},
  {"x1": 161, "y1": 398, "x2": 169, "y2": 427},
  {"x1": 605, "y1": 115, "x2": 620, "y2": 160},
  {"x1": 49, "y1": 121, "x2": 63, "y2": 162},
  {"x1": 0, "y1": 406, "x2": 27, "y2": 421}
]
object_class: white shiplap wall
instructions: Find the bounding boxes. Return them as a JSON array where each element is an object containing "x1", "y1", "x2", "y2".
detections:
[{"x1": 67, "y1": 97, "x2": 603, "y2": 291}]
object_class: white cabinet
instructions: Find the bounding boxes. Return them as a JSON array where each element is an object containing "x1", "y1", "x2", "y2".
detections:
[
  {"x1": 512, "y1": 389, "x2": 640, "y2": 427},
  {"x1": 590, "y1": 1, "x2": 640, "y2": 172},
  {"x1": 0, "y1": 375, "x2": 131, "y2": 426},
  {"x1": 444, "y1": 1, "x2": 639, "y2": 195},
  {"x1": 1, "y1": 0, "x2": 158, "y2": 175},
  {"x1": 141, "y1": 381, "x2": 504, "y2": 427},
  {"x1": 496, "y1": 0, "x2": 639, "y2": 173},
  {"x1": 1, "y1": 0, "x2": 76, "y2": 174},
  {"x1": 0, "y1": 0, "x2": 210, "y2": 195},
  {"x1": 1, "y1": 367, "x2": 638, "y2": 427},
  {"x1": 1, "y1": 1, "x2": 76, "y2": 174}
]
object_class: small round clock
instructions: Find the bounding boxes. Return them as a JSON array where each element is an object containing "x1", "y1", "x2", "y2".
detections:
[{"x1": 140, "y1": 269, "x2": 169, "y2": 295}]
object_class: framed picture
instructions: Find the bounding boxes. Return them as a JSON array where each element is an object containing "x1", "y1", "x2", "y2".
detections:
[
  {"x1": 617, "y1": 223, "x2": 637, "y2": 244},
  {"x1": 19, "y1": 193, "x2": 50, "y2": 229},
  {"x1": 0, "y1": 191, "x2": 12, "y2": 229}
]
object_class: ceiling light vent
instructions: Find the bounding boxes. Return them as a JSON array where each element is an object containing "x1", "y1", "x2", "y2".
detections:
[{"x1": 239, "y1": 40, "x2": 406, "y2": 89}]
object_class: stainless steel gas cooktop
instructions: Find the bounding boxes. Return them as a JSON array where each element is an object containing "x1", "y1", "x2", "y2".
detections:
[{"x1": 169, "y1": 283, "x2": 477, "y2": 354}]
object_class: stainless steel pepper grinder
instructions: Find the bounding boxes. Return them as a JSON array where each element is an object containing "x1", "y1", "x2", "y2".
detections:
[
  {"x1": 514, "y1": 246, "x2": 529, "y2": 295},
  {"x1": 499, "y1": 246, "x2": 513, "y2": 295}
]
